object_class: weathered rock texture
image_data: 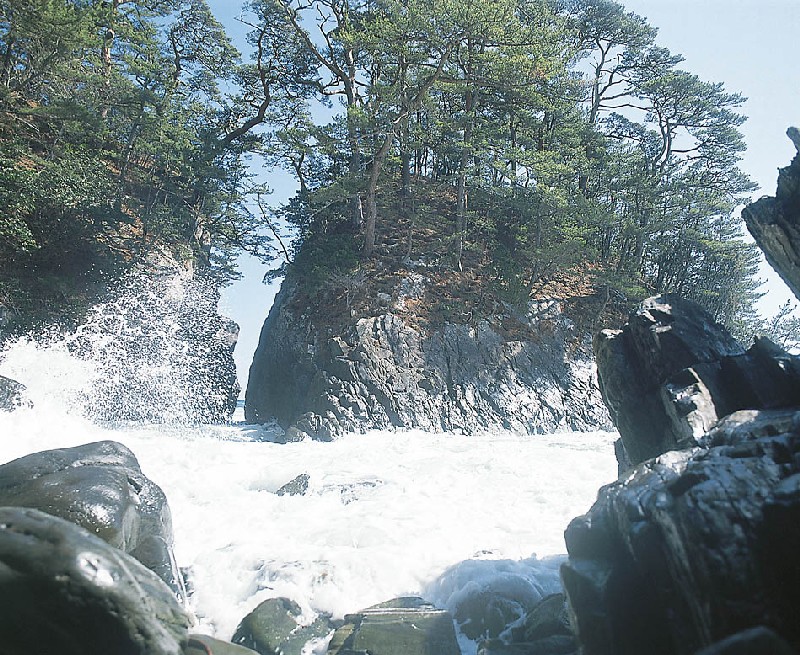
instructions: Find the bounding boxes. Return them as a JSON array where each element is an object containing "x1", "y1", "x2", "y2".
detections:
[
  {"x1": 328, "y1": 597, "x2": 460, "y2": 655},
  {"x1": 566, "y1": 185, "x2": 800, "y2": 655},
  {"x1": 742, "y1": 127, "x2": 800, "y2": 300},
  {"x1": 246, "y1": 280, "x2": 609, "y2": 438},
  {"x1": 595, "y1": 294, "x2": 800, "y2": 468},
  {"x1": 561, "y1": 408, "x2": 800, "y2": 655},
  {"x1": 0, "y1": 440, "x2": 186, "y2": 600},
  {"x1": 0, "y1": 506, "x2": 191, "y2": 655}
]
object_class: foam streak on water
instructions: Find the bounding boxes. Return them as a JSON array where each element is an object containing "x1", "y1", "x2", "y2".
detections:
[{"x1": 0, "y1": 340, "x2": 618, "y2": 650}]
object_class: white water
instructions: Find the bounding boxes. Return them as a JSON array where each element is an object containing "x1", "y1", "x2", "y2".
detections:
[{"x1": 0, "y1": 333, "x2": 618, "y2": 652}]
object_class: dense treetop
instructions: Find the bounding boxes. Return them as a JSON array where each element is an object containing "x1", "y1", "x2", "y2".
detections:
[{"x1": 0, "y1": 0, "x2": 789, "y2": 342}]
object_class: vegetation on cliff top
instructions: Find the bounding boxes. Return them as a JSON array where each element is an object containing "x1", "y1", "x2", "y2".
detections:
[
  {"x1": 247, "y1": 0, "x2": 766, "y2": 339},
  {"x1": 0, "y1": 0, "x2": 792, "y2": 344}
]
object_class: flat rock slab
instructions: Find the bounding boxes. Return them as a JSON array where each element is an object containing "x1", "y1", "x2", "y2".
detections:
[{"x1": 328, "y1": 597, "x2": 461, "y2": 655}]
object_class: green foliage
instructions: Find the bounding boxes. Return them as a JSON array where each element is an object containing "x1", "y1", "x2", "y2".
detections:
[
  {"x1": 0, "y1": 0, "x2": 282, "y2": 328},
  {"x1": 234, "y1": 0, "x2": 767, "y2": 332},
  {"x1": 0, "y1": 0, "x2": 775, "y2": 338}
]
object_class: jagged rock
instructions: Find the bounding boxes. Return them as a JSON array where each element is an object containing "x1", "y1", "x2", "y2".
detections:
[
  {"x1": 0, "y1": 374, "x2": 31, "y2": 411},
  {"x1": 276, "y1": 473, "x2": 310, "y2": 496},
  {"x1": 560, "y1": 408, "x2": 800, "y2": 655},
  {"x1": 0, "y1": 440, "x2": 186, "y2": 600},
  {"x1": 0, "y1": 506, "x2": 191, "y2": 654},
  {"x1": 742, "y1": 128, "x2": 800, "y2": 301},
  {"x1": 246, "y1": 282, "x2": 609, "y2": 438},
  {"x1": 594, "y1": 294, "x2": 800, "y2": 467},
  {"x1": 231, "y1": 597, "x2": 334, "y2": 655},
  {"x1": 327, "y1": 597, "x2": 461, "y2": 655}
]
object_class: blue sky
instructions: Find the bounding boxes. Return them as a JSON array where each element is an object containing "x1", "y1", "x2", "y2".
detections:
[{"x1": 211, "y1": 0, "x2": 800, "y2": 390}]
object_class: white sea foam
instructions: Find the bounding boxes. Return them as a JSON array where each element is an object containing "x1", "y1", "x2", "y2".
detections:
[{"x1": 0, "y1": 334, "x2": 618, "y2": 652}]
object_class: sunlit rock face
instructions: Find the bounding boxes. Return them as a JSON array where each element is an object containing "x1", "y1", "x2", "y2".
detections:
[
  {"x1": 0, "y1": 506, "x2": 191, "y2": 655},
  {"x1": 245, "y1": 280, "x2": 610, "y2": 439},
  {"x1": 0, "y1": 440, "x2": 185, "y2": 601},
  {"x1": 595, "y1": 294, "x2": 800, "y2": 469}
]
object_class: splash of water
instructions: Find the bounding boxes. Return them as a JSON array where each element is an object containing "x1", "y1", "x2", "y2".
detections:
[{"x1": 1, "y1": 264, "x2": 239, "y2": 424}]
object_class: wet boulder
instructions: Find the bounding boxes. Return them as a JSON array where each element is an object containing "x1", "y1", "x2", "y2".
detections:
[
  {"x1": 561, "y1": 408, "x2": 800, "y2": 655},
  {"x1": 595, "y1": 295, "x2": 800, "y2": 468},
  {"x1": 328, "y1": 597, "x2": 461, "y2": 655},
  {"x1": 0, "y1": 440, "x2": 185, "y2": 599},
  {"x1": 0, "y1": 506, "x2": 191, "y2": 654},
  {"x1": 231, "y1": 596, "x2": 334, "y2": 655}
]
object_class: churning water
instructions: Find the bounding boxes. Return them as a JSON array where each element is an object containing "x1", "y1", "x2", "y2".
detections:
[{"x1": 0, "y1": 277, "x2": 618, "y2": 652}]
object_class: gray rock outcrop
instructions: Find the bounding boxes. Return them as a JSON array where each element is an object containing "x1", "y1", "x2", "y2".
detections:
[
  {"x1": 0, "y1": 440, "x2": 186, "y2": 600},
  {"x1": 246, "y1": 280, "x2": 609, "y2": 438},
  {"x1": 0, "y1": 506, "x2": 191, "y2": 655},
  {"x1": 595, "y1": 294, "x2": 800, "y2": 468},
  {"x1": 327, "y1": 597, "x2": 461, "y2": 655},
  {"x1": 742, "y1": 128, "x2": 800, "y2": 299},
  {"x1": 231, "y1": 596, "x2": 334, "y2": 655}
]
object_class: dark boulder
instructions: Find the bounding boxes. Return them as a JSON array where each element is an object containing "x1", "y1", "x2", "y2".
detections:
[
  {"x1": 0, "y1": 506, "x2": 191, "y2": 655},
  {"x1": 519, "y1": 593, "x2": 573, "y2": 644},
  {"x1": 0, "y1": 374, "x2": 31, "y2": 411},
  {"x1": 561, "y1": 408, "x2": 800, "y2": 655},
  {"x1": 327, "y1": 597, "x2": 461, "y2": 655},
  {"x1": 742, "y1": 128, "x2": 800, "y2": 300},
  {"x1": 595, "y1": 294, "x2": 800, "y2": 468},
  {"x1": 0, "y1": 440, "x2": 185, "y2": 600},
  {"x1": 231, "y1": 596, "x2": 334, "y2": 655},
  {"x1": 187, "y1": 634, "x2": 261, "y2": 655}
]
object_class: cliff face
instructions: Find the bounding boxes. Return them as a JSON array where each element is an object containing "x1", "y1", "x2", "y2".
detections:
[
  {"x1": 560, "y1": 132, "x2": 800, "y2": 655},
  {"x1": 245, "y1": 272, "x2": 610, "y2": 439},
  {"x1": 742, "y1": 127, "x2": 800, "y2": 299}
]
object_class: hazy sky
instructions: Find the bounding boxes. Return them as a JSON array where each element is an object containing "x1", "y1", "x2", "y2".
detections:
[{"x1": 212, "y1": 0, "x2": 800, "y2": 389}]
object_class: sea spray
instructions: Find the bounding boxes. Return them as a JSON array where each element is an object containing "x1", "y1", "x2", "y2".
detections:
[
  {"x1": 0, "y1": 278, "x2": 619, "y2": 653},
  {"x1": 1, "y1": 263, "x2": 239, "y2": 424}
]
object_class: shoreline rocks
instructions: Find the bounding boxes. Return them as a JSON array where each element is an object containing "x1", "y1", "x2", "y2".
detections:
[
  {"x1": 0, "y1": 440, "x2": 186, "y2": 601},
  {"x1": 0, "y1": 506, "x2": 191, "y2": 655}
]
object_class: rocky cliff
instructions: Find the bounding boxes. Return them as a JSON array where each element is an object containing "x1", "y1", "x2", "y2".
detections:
[
  {"x1": 561, "y1": 131, "x2": 800, "y2": 655},
  {"x1": 742, "y1": 127, "x2": 800, "y2": 299},
  {"x1": 245, "y1": 271, "x2": 611, "y2": 439}
]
